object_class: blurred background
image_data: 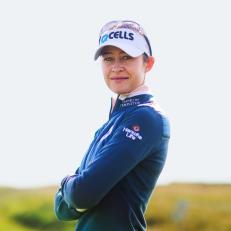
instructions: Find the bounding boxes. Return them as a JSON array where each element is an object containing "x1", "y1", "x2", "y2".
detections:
[{"x1": 0, "y1": 0, "x2": 230, "y2": 230}]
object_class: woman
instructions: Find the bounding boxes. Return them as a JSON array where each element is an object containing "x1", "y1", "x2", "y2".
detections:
[{"x1": 54, "y1": 20, "x2": 170, "y2": 231}]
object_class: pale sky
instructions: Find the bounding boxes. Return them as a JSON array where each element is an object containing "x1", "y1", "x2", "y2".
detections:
[{"x1": 0, "y1": 0, "x2": 230, "y2": 188}]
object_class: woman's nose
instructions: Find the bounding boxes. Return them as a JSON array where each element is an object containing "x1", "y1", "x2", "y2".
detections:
[{"x1": 112, "y1": 60, "x2": 123, "y2": 72}]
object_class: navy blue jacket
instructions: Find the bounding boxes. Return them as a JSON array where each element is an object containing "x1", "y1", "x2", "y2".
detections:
[{"x1": 54, "y1": 93, "x2": 170, "y2": 231}]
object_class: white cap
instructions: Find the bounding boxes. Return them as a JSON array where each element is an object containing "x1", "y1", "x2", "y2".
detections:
[{"x1": 94, "y1": 28, "x2": 151, "y2": 60}]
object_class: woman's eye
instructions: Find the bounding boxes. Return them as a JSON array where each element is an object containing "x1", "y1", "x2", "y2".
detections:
[
  {"x1": 103, "y1": 57, "x2": 113, "y2": 62},
  {"x1": 121, "y1": 55, "x2": 132, "y2": 60}
]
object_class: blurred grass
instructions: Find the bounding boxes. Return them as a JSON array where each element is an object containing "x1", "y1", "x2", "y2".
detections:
[
  {"x1": 146, "y1": 183, "x2": 231, "y2": 231},
  {"x1": 0, "y1": 183, "x2": 231, "y2": 231}
]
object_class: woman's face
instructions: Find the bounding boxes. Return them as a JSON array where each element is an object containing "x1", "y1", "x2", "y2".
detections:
[{"x1": 100, "y1": 46, "x2": 154, "y2": 95}]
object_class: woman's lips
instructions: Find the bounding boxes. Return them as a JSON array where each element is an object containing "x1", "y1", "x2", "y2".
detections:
[{"x1": 110, "y1": 76, "x2": 129, "y2": 80}]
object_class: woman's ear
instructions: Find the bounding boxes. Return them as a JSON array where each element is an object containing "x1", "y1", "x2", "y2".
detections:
[{"x1": 145, "y1": 56, "x2": 155, "y2": 73}]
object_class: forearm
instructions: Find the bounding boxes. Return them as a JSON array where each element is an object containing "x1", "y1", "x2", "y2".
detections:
[{"x1": 61, "y1": 145, "x2": 146, "y2": 209}]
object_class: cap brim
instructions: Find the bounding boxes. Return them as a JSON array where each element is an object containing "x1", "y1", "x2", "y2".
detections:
[{"x1": 94, "y1": 41, "x2": 144, "y2": 60}]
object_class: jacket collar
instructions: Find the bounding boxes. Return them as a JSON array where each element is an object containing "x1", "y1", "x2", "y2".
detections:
[
  {"x1": 110, "y1": 85, "x2": 154, "y2": 116},
  {"x1": 119, "y1": 85, "x2": 151, "y2": 100}
]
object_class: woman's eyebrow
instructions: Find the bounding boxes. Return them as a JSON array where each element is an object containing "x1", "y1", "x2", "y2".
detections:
[{"x1": 101, "y1": 52, "x2": 112, "y2": 56}]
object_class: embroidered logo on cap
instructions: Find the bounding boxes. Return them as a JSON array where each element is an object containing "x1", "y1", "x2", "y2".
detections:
[{"x1": 100, "y1": 30, "x2": 134, "y2": 44}]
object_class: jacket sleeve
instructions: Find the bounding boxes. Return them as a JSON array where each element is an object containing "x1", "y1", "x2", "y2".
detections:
[
  {"x1": 54, "y1": 188, "x2": 86, "y2": 221},
  {"x1": 62, "y1": 109, "x2": 164, "y2": 209}
]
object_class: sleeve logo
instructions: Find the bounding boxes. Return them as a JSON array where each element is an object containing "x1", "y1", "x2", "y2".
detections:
[
  {"x1": 132, "y1": 125, "x2": 140, "y2": 132},
  {"x1": 123, "y1": 126, "x2": 142, "y2": 141}
]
